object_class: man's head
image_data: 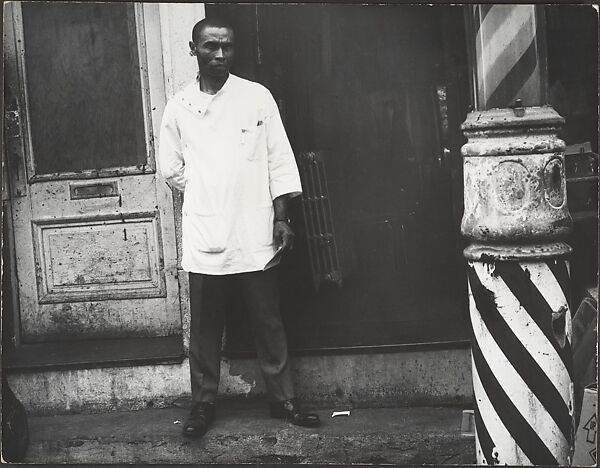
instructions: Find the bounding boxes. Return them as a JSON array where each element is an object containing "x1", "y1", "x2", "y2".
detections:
[{"x1": 189, "y1": 18, "x2": 234, "y2": 79}]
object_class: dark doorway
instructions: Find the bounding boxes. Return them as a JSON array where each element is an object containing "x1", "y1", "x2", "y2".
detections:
[
  {"x1": 208, "y1": 4, "x2": 471, "y2": 352},
  {"x1": 546, "y1": 5, "x2": 598, "y2": 307}
]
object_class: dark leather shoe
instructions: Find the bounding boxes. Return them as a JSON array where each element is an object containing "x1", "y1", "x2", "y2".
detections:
[
  {"x1": 182, "y1": 402, "x2": 215, "y2": 438},
  {"x1": 269, "y1": 398, "x2": 320, "y2": 427}
]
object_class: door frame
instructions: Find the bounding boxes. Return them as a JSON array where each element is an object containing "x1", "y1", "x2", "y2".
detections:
[
  {"x1": 3, "y1": 2, "x2": 180, "y2": 358},
  {"x1": 13, "y1": 3, "x2": 160, "y2": 183},
  {"x1": 205, "y1": 4, "x2": 472, "y2": 353}
]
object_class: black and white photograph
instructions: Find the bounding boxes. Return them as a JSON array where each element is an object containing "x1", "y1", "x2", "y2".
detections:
[{"x1": 1, "y1": 2, "x2": 598, "y2": 465}]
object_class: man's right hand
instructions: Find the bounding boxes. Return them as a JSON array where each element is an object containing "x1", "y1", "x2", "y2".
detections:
[{"x1": 273, "y1": 220, "x2": 295, "y2": 253}]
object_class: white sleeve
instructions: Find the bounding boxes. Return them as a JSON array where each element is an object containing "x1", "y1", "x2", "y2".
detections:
[
  {"x1": 265, "y1": 92, "x2": 302, "y2": 200},
  {"x1": 158, "y1": 100, "x2": 186, "y2": 192}
]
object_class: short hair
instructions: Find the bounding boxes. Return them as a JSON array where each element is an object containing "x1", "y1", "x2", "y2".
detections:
[{"x1": 191, "y1": 17, "x2": 234, "y2": 44}]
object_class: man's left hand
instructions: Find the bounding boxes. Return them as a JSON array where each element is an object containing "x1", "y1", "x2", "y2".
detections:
[{"x1": 273, "y1": 220, "x2": 295, "y2": 253}]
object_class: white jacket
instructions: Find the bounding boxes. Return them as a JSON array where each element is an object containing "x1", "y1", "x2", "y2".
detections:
[{"x1": 158, "y1": 74, "x2": 302, "y2": 274}]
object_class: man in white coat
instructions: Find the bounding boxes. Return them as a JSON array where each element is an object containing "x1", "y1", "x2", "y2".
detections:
[{"x1": 159, "y1": 17, "x2": 320, "y2": 438}]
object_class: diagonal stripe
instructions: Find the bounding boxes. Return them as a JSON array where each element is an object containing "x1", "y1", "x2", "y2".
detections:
[
  {"x1": 470, "y1": 262, "x2": 573, "y2": 407},
  {"x1": 468, "y1": 266, "x2": 573, "y2": 444},
  {"x1": 472, "y1": 354, "x2": 532, "y2": 465},
  {"x1": 494, "y1": 261, "x2": 574, "y2": 379},
  {"x1": 470, "y1": 295, "x2": 570, "y2": 462},
  {"x1": 475, "y1": 5, "x2": 520, "y2": 106},
  {"x1": 479, "y1": 4, "x2": 493, "y2": 23},
  {"x1": 474, "y1": 398, "x2": 495, "y2": 465},
  {"x1": 472, "y1": 339, "x2": 559, "y2": 465},
  {"x1": 526, "y1": 262, "x2": 573, "y2": 351},
  {"x1": 481, "y1": 6, "x2": 535, "y2": 73},
  {"x1": 486, "y1": 37, "x2": 538, "y2": 108},
  {"x1": 474, "y1": 4, "x2": 494, "y2": 35},
  {"x1": 478, "y1": 5, "x2": 517, "y2": 46},
  {"x1": 527, "y1": 263, "x2": 570, "y2": 316},
  {"x1": 474, "y1": 434, "x2": 486, "y2": 465},
  {"x1": 482, "y1": 15, "x2": 537, "y2": 102},
  {"x1": 545, "y1": 259, "x2": 571, "y2": 310},
  {"x1": 514, "y1": 60, "x2": 544, "y2": 108}
]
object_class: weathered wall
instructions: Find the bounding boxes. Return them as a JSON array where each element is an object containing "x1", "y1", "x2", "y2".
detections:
[
  {"x1": 158, "y1": 3, "x2": 205, "y2": 100},
  {"x1": 156, "y1": 3, "x2": 205, "y2": 352},
  {"x1": 291, "y1": 348, "x2": 473, "y2": 407},
  {"x1": 8, "y1": 348, "x2": 472, "y2": 415},
  {"x1": 224, "y1": 348, "x2": 474, "y2": 408}
]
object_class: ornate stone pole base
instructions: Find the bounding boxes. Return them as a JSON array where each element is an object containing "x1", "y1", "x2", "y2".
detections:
[{"x1": 462, "y1": 106, "x2": 574, "y2": 465}]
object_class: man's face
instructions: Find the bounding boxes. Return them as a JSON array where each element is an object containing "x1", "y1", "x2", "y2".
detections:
[{"x1": 190, "y1": 26, "x2": 234, "y2": 78}]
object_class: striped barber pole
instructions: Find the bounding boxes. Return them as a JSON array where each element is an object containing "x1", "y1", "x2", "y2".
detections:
[
  {"x1": 468, "y1": 259, "x2": 574, "y2": 465},
  {"x1": 471, "y1": 5, "x2": 546, "y2": 109}
]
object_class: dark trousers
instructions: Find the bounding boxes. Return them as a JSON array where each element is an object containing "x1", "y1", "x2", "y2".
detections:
[{"x1": 188, "y1": 268, "x2": 295, "y2": 403}]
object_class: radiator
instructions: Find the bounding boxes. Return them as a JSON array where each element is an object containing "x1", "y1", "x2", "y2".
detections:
[{"x1": 298, "y1": 151, "x2": 343, "y2": 290}]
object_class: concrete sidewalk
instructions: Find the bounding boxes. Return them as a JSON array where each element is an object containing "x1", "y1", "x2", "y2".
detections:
[{"x1": 24, "y1": 399, "x2": 476, "y2": 464}]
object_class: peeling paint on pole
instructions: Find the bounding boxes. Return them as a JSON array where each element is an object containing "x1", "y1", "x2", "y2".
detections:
[
  {"x1": 461, "y1": 107, "x2": 571, "y2": 244},
  {"x1": 461, "y1": 105, "x2": 575, "y2": 465},
  {"x1": 468, "y1": 259, "x2": 574, "y2": 465}
]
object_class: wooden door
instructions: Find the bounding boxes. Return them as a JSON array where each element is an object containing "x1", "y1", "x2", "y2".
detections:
[
  {"x1": 208, "y1": 4, "x2": 470, "y2": 352},
  {"x1": 274, "y1": 5, "x2": 467, "y2": 347},
  {"x1": 4, "y1": 3, "x2": 180, "y2": 344}
]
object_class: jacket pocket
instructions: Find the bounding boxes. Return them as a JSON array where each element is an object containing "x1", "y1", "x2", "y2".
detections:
[
  {"x1": 183, "y1": 210, "x2": 227, "y2": 253},
  {"x1": 245, "y1": 205, "x2": 274, "y2": 247},
  {"x1": 240, "y1": 125, "x2": 265, "y2": 161}
]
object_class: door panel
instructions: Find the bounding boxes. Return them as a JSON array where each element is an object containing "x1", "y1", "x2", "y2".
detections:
[
  {"x1": 209, "y1": 4, "x2": 470, "y2": 351},
  {"x1": 21, "y1": 2, "x2": 147, "y2": 176},
  {"x1": 22, "y1": 298, "x2": 180, "y2": 343},
  {"x1": 33, "y1": 212, "x2": 164, "y2": 303},
  {"x1": 6, "y1": 2, "x2": 180, "y2": 344}
]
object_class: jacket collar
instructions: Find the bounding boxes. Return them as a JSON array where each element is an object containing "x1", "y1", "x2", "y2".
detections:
[{"x1": 178, "y1": 73, "x2": 236, "y2": 114}]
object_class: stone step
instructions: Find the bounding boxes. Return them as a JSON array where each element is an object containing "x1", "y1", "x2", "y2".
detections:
[{"x1": 23, "y1": 400, "x2": 475, "y2": 464}]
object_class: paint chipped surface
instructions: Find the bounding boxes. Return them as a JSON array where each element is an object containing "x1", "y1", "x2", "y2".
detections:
[
  {"x1": 461, "y1": 107, "x2": 571, "y2": 245},
  {"x1": 491, "y1": 446, "x2": 500, "y2": 465},
  {"x1": 8, "y1": 362, "x2": 191, "y2": 415},
  {"x1": 15, "y1": 169, "x2": 181, "y2": 342},
  {"x1": 219, "y1": 359, "x2": 256, "y2": 396},
  {"x1": 469, "y1": 260, "x2": 573, "y2": 465},
  {"x1": 462, "y1": 153, "x2": 571, "y2": 242},
  {"x1": 9, "y1": 349, "x2": 472, "y2": 415}
]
